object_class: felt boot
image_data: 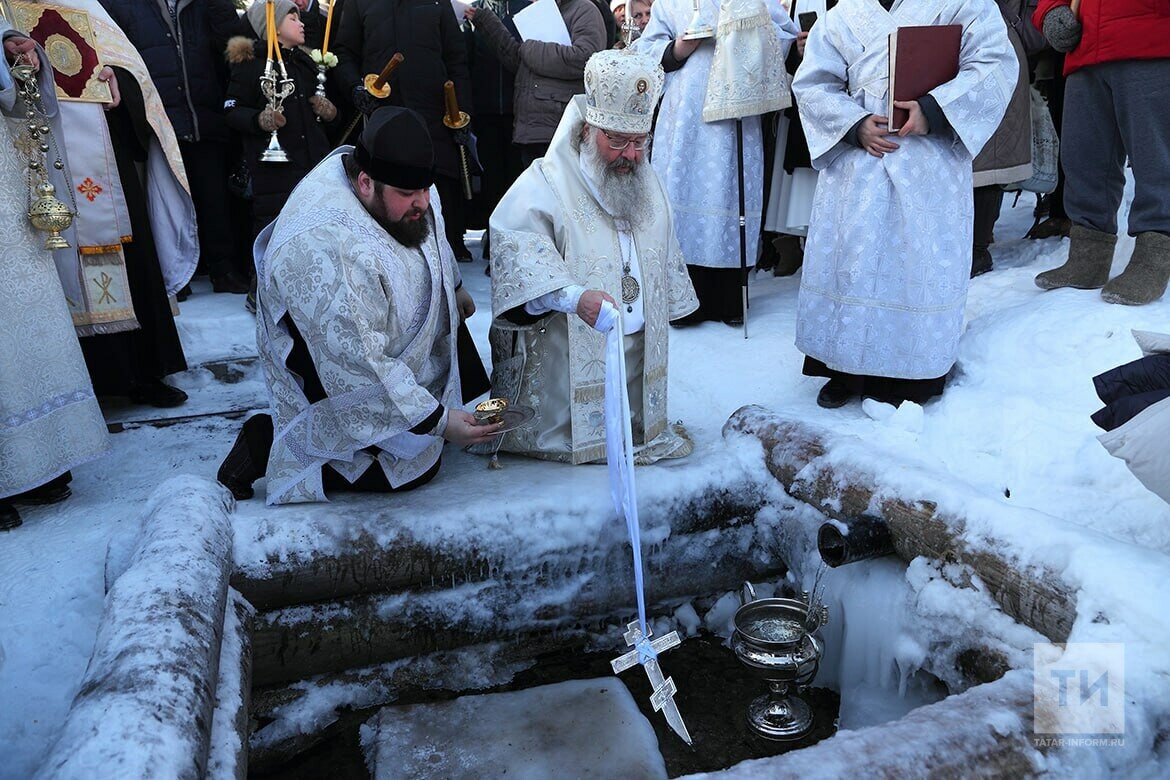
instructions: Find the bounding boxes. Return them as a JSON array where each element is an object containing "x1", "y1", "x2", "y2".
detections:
[
  {"x1": 1035, "y1": 224, "x2": 1116, "y2": 291},
  {"x1": 1101, "y1": 232, "x2": 1170, "y2": 306}
]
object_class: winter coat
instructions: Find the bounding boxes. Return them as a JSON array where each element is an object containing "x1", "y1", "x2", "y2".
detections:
[
  {"x1": 99, "y1": 0, "x2": 244, "y2": 142},
  {"x1": 465, "y1": 0, "x2": 531, "y2": 117},
  {"x1": 1034, "y1": 0, "x2": 1170, "y2": 76},
  {"x1": 973, "y1": 1, "x2": 1032, "y2": 187},
  {"x1": 472, "y1": 0, "x2": 606, "y2": 145},
  {"x1": 301, "y1": 0, "x2": 327, "y2": 50},
  {"x1": 1094, "y1": 330, "x2": 1170, "y2": 505},
  {"x1": 224, "y1": 38, "x2": 336, "y2": 232},
  {"x1": 334, "y1": 0, "x2": 473, "y2": 180}
]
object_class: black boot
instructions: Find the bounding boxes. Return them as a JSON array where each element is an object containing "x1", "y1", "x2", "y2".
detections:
[
  {"x1": 817, "y1": 379, "x2": 855, "y2": 409},
  {"x1": 217, "y1": 414, "x2": 274, "y2": 500},
  {"x1": 11, "y1": 471, "x2": 73, "y2": 505},
  {"x1": 1, "y1": 502, "x2": 21, "y2": 531},
  {"x1": 130, "y1": 378, "x2": 188, "y2": 408}
]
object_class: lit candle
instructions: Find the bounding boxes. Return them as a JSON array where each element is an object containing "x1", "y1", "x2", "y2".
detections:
[
  {"x1": 372, "y1": 52, "x2": 404, "y2": 90},
  {"x1": 443, "y1": 80, "x2": 460, "y2": 125},
  {"x1": 321, "y1": 0, "x2": 335, "y2": 57}
]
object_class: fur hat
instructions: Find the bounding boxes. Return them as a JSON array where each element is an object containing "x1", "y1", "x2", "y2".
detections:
[{"x1": 245, "y1": 0, "x2": 299, "y2": 40}]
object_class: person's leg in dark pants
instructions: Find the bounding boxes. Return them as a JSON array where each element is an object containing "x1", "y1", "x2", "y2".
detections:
[
  {"x1": 180, "y1": 140, "x2": 248, "y2": 293},
  {"x1": 435, "y1": 174, "x2": 472, "y2": 261},
  {"x1": 972, "y1": 185, "x2": 1004, "y2": 277},
  {"x1": 1100, "y1": 60, "x2": 1170, "y2": 304}
]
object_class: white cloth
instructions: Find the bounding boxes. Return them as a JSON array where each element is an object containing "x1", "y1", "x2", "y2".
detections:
[
  {"x1": 791, "y1": 0, "x2": 1017, "y2": 380},
  {"x1": 487, "y1": 96, "x2": 698, "y2": 463},
  {"x1": 763, "y1": 113, "x2": 818, "y2": 236},
  {"x1": 634, "y1": 0, "x2": 796, "y2": 270},
  {"x1": 255, "y1": 149, "x2": 462, "y2": 504},
  {"x1": 1099, "y1": 398, "x2": 1170, "y2": 505},
  {"x1": 1, "y1": 24, "x2": 109, "y2": 497}
]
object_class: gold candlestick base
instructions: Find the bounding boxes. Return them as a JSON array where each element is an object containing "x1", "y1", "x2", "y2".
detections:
[
  {"x1": 442, "y1": 110, "x2": 470, "y2": 131},
  {"x1": 363, "y1": 73, "x2": 391, "y2": 99}
]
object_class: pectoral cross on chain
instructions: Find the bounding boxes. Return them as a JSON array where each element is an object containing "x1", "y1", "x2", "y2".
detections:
[{"x1": 610, "y1": 620, "x2": 692, "y2": 745}]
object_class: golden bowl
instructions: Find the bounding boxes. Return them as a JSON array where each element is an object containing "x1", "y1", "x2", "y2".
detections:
[{"x1": 474, "y1": 398, "x2": 509, "y2": 425}]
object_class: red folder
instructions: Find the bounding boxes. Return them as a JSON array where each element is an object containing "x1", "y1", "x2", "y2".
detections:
[{"x1": 887, "y1": 24, "x2": 961, "y2": 132}]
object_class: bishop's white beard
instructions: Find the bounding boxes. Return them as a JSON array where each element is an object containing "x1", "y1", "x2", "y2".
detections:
[{"x1": 580, "y1": 133, "x2": 652, "y2": 223}]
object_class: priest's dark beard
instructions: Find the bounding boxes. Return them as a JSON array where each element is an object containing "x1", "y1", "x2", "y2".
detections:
[
  {"x1": 580, "y1": 134, "x2": 652, "y2": 222},
  {"x1": 368, "y1": 197, "x2": 431, "y2": 248}
]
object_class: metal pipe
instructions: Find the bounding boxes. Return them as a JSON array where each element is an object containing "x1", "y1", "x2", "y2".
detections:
[{"x1": 817, "y1": 515, "x2": 895, "y2": 567}]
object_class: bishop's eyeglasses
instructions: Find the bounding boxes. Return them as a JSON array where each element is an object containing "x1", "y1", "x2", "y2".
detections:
[{"x1": 601, "y1": 129, "x2": 652, "y2": 151}]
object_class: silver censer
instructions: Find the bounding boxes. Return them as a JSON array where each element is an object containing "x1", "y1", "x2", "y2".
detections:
[{"x1": 732, "y1": 582, "x2": 828, "y2": 741}]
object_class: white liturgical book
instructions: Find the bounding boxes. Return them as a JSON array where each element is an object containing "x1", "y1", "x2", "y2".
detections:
[{"x1": 513, "y1": 0, "x2": 572, "y2": 45}]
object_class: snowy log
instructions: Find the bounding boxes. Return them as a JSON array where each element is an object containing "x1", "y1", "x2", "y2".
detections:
[
  {"x1": 207, "y1": 589, "x2": 255, "y2": 780},
  {"x1": 37, "y1": 476, "x2": 235, "y2": 780},
  {"x1": 724, "y1": 406, "x2": 1078, "y2": 642},
  {"x1": 232, "y1": 488, "x2": 761, "y2": 610},
  {"x1": 250, "y1": 522, "x2": 785, "y2": 685},
  {"x1": 696, "y1": 671, "x2": 1044, "y2": 778}
]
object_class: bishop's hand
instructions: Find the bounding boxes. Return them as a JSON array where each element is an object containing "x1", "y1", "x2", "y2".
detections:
[
  {"x1": 577, "y1": 289, "x2": 617, "y2": 328},
  {"x1": 444, "y1": 410, "x2": 504, "y2": 445},
  {"x1": 3, "y1": 36, "x2": 39, "y2": 73}
]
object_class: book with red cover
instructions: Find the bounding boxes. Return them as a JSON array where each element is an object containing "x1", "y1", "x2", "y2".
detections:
[{"x1": 887, "y1": 24, "x2": 961, "y2": 132}]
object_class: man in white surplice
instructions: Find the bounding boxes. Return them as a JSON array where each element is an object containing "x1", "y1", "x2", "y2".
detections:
[
  {"x1": 792, "y1": 0, "x2": 1017, "y2": 409},
  {"x1": 487, "y1": 50, "x2": 700, "y2": 465},
  {"x1": 217, "y1": 108, "x2": 500, "y2": 505},
  {"x1": 634, "y1": 0, "x2": 797, "y2": 326}
]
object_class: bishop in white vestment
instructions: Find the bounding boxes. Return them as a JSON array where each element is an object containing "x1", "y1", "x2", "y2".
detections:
[
  {"x1": 635, "y1": 0, "x2": 797, "y2": 324},
  {"x1": 792, "y1": 0, "x2": 1017, "y2": 408},
  {"x1": 487, "y1": 50, "x2": 699, "y2": 465},
  {"x1": 218, "y1": 108, "x2": 498, "y2": 505}
]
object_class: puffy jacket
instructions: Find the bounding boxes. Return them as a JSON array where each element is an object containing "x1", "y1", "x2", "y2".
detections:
[
  {"x1": 334, "y1": 0, "x2": 473, "y2": 180},
  {"x1": 1034, "y1": 0, "x2": 1170, "y2": 76},
  {"x1": 224, "y1": 38, "x2": 337, "y2": 232},
  {"x1": 99, "y1": 0, "x2": 244, "y2": 142},
  {"x1": 472, "y1": 0, "x2": 606, "y2": 145}
]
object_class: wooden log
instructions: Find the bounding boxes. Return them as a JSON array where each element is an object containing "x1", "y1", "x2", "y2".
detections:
[
  {"x1": 232, "y1": 487, "x2": 763, "y2": 611},
  {"x1": 36, "y1": 477, "x2": 234, "y2": 780},
  {"x1": 703, "y1": 671, "x2": 1045, "y2": 778},
  {"x1": 724, "y1": 405, "x2": 1078, "y2": 643},
  {"x1": 207, "y1": 589, "x2": 255, "y2": 780},
  {"x1": 251, "y1": 522, "x2": 786, "y2": 685}
]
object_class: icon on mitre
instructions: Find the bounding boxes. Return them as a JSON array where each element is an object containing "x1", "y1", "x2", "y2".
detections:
[{"x1": 6, "y1": 2, "x2": 112, "y2": 103}]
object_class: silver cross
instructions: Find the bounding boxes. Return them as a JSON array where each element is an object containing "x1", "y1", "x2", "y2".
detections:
[{"x1": 610, "y1": 620, "x2": 692, "y2": 745}]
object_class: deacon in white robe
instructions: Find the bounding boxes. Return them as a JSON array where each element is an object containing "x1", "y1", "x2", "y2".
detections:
[
  {"x1": 792, "y1": 0, "x2": 1017, "y2": 408},
  {"x1": 635, "y1": 0, "x2": 797, "y2": 324},
  {"x1": 217, "y1": 108, "x2": 498, "y2": 505},
  {"x1": 487, "y1": 50, "x2": 699, "y2": 465},
  {"x1": 1, "y1": 22, "x2": 108, "y2": 527}
]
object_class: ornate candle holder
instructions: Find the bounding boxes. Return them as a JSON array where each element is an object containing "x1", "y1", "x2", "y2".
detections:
[
  {"x1": 310, "y1": 48, "x2": 338, "y2": 100},
  {"x1": 259, "y1": 61, "x2": 295, "y2": 163},
  {"x1": 732, "y1": 582, "x2": 828, "y2": 741}
]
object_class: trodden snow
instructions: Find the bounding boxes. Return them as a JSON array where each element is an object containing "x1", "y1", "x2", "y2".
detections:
[{"x1": 1, "y1": 186, "x2": 1168, "y2": 778}]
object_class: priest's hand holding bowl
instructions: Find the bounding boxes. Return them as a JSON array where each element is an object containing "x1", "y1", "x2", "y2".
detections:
[
  {"x1": 3, "y1": 36, "x2": 39, "y2": 73},
  {"x1": 577, "y1": 289, "x2": 617, "y2": 328},
  {"x1": 444, "y1": 410, "x2": 505, "y2": 445}
]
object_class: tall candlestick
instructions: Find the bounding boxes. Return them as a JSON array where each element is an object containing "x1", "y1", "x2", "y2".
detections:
[
  {"x1": 321, "y1": 0, "x2": 335, "y2": 57},
  {"x1": 372, "y1": 52, "x2": 403, "y2": 90},
  {"x1": 266, "y1": 0, "x2": 275, "y2": 61},
  {"x1": 443, "y1": 80, "x2": 460, "y2": 126}
]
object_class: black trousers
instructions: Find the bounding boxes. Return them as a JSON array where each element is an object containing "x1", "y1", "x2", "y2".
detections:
[
  {"x1": 973, "y1": 186, "x2": 1005, "y2": 252},
  {"x1": 434, "y1": 174, "x2": 469, "y2": 255},
  {"x1": 180, "y1": 139, "x2": 239, "y2": 278}
]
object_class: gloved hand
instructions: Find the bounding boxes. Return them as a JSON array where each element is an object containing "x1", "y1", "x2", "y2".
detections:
[
  {"x1": 351, "y1": 84, "x2": 379, "y2": 116},
  {"x1": 258, "y1": 107, "x2": 287, "y2": 133},
  {"x1": 1042, "y1": 5, "x2": 1082, "y2": 53},
  {"x1": 309, "y1": 95, "x2": 338, "y2": 122}
]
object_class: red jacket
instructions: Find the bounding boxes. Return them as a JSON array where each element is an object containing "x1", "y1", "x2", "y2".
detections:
[{"x1": 1035, "y1": 0, "x2": 1170, "y2": 76}]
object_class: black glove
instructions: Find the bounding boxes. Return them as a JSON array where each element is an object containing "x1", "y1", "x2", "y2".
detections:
[{"x1": 351, "y1": 84, "x2": 379, "y2": 116}]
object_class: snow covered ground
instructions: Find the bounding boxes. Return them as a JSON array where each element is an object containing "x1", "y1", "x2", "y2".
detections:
[{"x1": 2, "y1": 187, "x2": 1168, "y2": 778}]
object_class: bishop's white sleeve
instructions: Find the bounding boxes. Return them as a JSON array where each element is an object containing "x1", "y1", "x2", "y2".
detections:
[{"x1": 524, "y1": 285, "x2": 587, "y2": 317}]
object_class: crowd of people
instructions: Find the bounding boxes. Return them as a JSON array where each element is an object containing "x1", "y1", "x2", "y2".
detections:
[{"x1": 2, "y1": 0, "x2": 1167, "y2": 521}]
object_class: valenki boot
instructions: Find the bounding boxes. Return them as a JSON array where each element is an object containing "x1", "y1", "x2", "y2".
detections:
[
  {"x1": 1102, "y1": 232, "x2": 1170, "y2": 306},
  {"x1": 1035, "y1": 224, "x2": 1117, "y2": 291}
]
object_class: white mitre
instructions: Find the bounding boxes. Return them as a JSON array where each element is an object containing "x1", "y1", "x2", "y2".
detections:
[{"x1": 583, "y1": 49, "x2": 665, "y2": 135}]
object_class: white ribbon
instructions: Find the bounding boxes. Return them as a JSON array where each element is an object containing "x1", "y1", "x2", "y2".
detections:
[{"x1": 595, "y1": 302, "x2": 654, "y2": 653}]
